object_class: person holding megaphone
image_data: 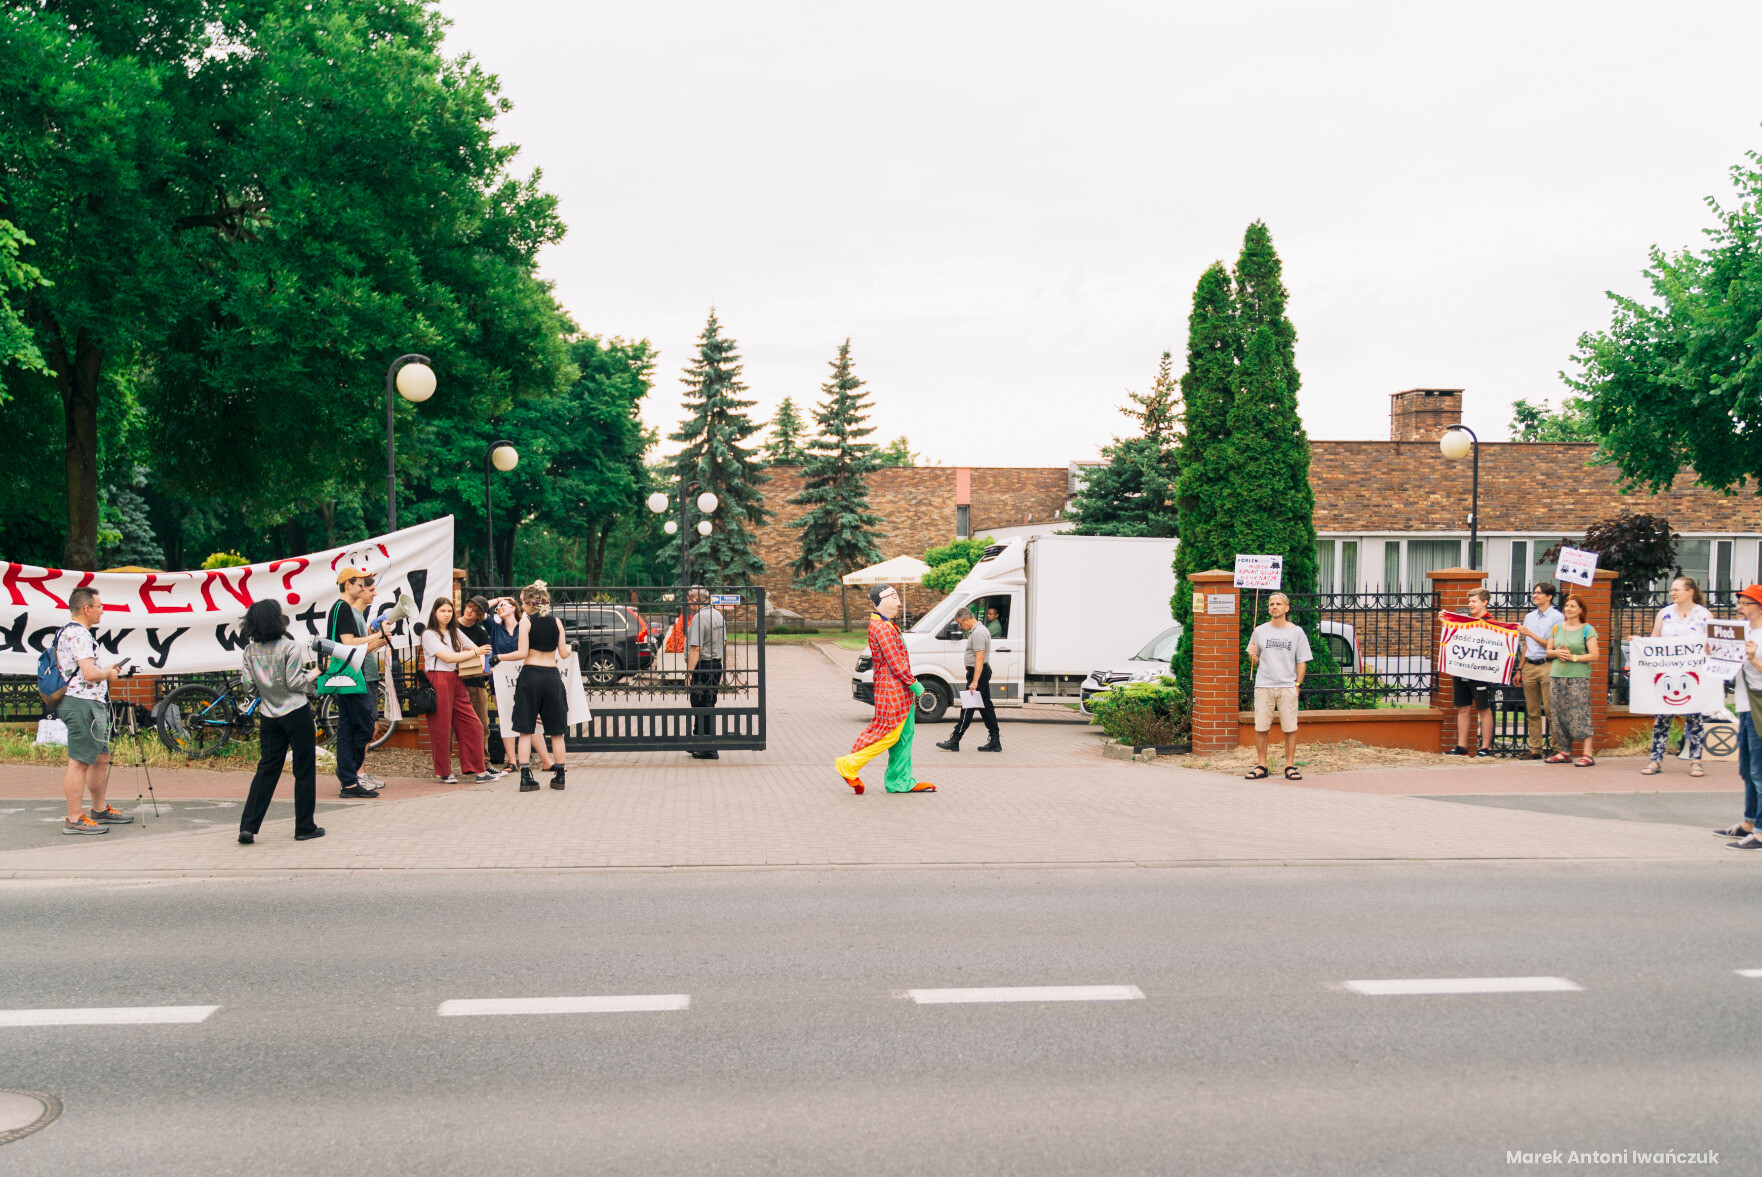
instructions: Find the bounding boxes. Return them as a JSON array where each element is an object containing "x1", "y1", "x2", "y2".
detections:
[{"x1": 238, "y1": 600, "x2": 325, "y2": 843}]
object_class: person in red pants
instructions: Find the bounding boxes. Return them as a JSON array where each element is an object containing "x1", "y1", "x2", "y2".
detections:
[{"x1": 419, "y1": 599, "x2": 499, "y2": 783}]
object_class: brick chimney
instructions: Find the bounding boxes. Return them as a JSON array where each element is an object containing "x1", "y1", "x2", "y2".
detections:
[{"x1": 1389, "y1": 388, "x2": 1464, "y2": 442}]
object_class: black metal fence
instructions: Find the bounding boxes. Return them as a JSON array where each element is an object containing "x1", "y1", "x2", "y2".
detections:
[
  {"x1": 464, "y1": 585, "x2": 766, "y2": 753},
  {"x1": 1238, "y1": 589, "x2": 1439, "y2": 711}
]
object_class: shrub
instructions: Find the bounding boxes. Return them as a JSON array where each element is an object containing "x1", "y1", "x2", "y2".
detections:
[
  {"x1": 201, "y1": 550, "x2": 249, "y2": 569},
  {"x1": 921, "y1": 536, "x2": 996, "y2": 593},
  {"x1": 1089, "y1": 676, "x2": 1191, "y2": 747}
]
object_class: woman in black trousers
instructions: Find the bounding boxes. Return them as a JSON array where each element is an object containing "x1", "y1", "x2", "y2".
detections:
[{"x1": 237, "y1": 600, "x2": 325, "y2": 843}]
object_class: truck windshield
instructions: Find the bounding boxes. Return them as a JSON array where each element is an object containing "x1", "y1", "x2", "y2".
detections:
[{"x1": 909, "y1": 592, "x2": 968, "y2": 635}]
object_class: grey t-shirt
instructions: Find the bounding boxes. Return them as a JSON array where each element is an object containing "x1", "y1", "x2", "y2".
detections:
[
  {"x1": 963, "y1": 623, "x2": 992, "y2": 667},
  {"x1": 1250, "y1": 622, "x2": 1312, "y2": 689},
  {"x1": 688, "y1": 606, "x2": 726, "y2": 660}
]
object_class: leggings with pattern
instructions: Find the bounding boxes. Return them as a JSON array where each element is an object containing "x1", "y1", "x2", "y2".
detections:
[{"x1": 1651, "y1": 713, "x2": 1704, "y2": 761}]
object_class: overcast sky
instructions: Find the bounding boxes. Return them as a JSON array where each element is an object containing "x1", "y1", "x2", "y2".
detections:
[{"x1": 440, "y1": 0, "x2": 1762, "y2": 468}]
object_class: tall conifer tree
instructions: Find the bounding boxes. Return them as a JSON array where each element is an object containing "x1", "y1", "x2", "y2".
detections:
[
  {"x1": 1067, "y1": 351, "x2": 1180, "y2": 537},
  {"x1": 789, "y1": 340, "x2": 884, "y2": 626},
  {"x1": 764, "y1": 397, "x2": 807, "y2": 464},
  {"x1": 1170, "y1": 263, "x2": 1238, "y2": 690},
  {"x1": 669, "y1": 309, "x2": 770, "y2": 585}
]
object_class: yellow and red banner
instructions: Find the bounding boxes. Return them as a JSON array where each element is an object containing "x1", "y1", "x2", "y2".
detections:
[{"x1": 1438, "y1": 611, "x2": 1521, "y2": 685}]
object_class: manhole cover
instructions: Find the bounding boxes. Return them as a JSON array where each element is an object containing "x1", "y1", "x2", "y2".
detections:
[{"x1": 0, "y1": 1090, "x2": 61, "y2": 1145}]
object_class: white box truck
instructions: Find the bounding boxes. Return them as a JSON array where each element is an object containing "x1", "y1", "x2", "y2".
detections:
[{"x1": 851, "y1": 535, "x2": 1178, "y2": 722}]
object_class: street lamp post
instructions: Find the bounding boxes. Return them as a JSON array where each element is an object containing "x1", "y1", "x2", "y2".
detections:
[
  {"x1": 385, "y1": 354, "x2": 436, "y2": 531},
  {"x1": 484, "y1": 440, "x2": 518, "y2": 586},
  {"x1": 1440, "y1": 424, "x2": 1480, "y2": 570},
  {"x1": 647, "y1": 481, "x2": 718, "y2": 598}
]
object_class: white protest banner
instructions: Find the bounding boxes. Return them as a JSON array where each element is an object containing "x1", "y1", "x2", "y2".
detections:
[
  {"x1": 1554, "y1": 546, "x2": 1599, "y2": 587},
  {"x1": 1628, "y1": 636, "x2": 1722, "y2": 714},
  {"x1": 1233, "y1": 554, "x2": 1283, "y2": 591},
  {"x1": 491, "y1": 657, "x2": 592, "y2": 738},
  {"x1": 1438, "y1": 610, "x2": 1521, "y2": 685},
  {"x1": 0, "y1": 517, "x2": 455, "y2": 676},
  {"x1": 1706, "y1": 622, "x2": 1748, "y2": 682}
]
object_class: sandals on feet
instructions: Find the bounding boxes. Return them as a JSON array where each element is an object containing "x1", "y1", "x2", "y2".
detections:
[
  {"x1": 1640, "y1": 761, "x2": 1661, "y2": 775},
  {"x1": 1690, "y1": 762, "x2": 1705, "y2": 778},
  {"x1": 1244, "y1": 765, "x2": 1270, "y2": 780},
  {"x1": 1575, "y1": 756, "x2": 1595, "y2": 768},
  {"x1": 1544, "y1": 752, "x2": 1572, "y2": 764},
  {"x1": 1283, "y1": 766, "x2": 1303, "y2": 780}
]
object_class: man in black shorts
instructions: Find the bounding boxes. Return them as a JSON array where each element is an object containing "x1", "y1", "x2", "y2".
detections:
[{"x1": 1444, "y1": 587, "x2": 1496, "y2": 757}]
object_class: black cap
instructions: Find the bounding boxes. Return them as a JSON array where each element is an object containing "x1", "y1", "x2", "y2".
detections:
[{"x1": 467, "y1": 595, "x2": 490, "y2": 614}]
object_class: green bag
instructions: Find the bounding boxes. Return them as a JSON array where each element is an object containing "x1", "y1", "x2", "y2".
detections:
[{"x1": 313, "y1": 601, "x2": 369, "y2": 696}]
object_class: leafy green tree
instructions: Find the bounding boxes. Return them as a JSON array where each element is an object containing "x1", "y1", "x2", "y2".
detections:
[
  {"x1": 1510, "y1": 396, "x2": 1597, "y2": 443},
  {"x1": 0, "y1": 219, "x2": 46, "y2": 379},
  {"x1": 789, "y1": 340, "x2": 885, "y2": 626},
  {"x1": 765, "y1": 397, "x2": 807, "y2": 464},
  {"x1": 1568, "y1": 146, "x2": 1762, "y2": 493},
  {"x1": 1, "y1": 0, "x2": 573, "y2": 569},
  {"x1": 876, "y1": 436, "x2": 917, "y2": 467},
  {"x1": 1067, "y1": 350, "x2": 1180, "y2": 537},
  {"x1": 922, "y1": 536, "x2": 995, "y2": 594},
  {"x1": 669, "y1": 310, "x2": 771, "y2": 585},
  {"x1": 1170, "y1": 262, "x2": 1237, "y2": 690}
]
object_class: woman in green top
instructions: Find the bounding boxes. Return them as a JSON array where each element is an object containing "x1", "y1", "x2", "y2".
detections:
[{"x1": 1543, "y1": 593, "x2": 1599, "y2": 766}]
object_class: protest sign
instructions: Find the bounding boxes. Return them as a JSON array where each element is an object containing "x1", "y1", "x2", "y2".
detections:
[
  {"x1": 1554, "y1": 546, "x2": 1599, "y2": 587},
  {"x1": 1438, "y1": 610, "x2": 1521, "y2": 685},
  {"x1": 1704, "y1": 622, "x2": 1747, "y2": 682},
  {"x1": 491, "y1": 657, "x2": 591, "y2": 739},
  {"x1": 1233, "y1": 555, "x2": 1283, "y2": 590},
  {"x1": 0, "y1": 517, "x2": 455, "y2": 676},
  {"x1": 1627, "y1": 636, "x2": 1722, "y2": 714}
]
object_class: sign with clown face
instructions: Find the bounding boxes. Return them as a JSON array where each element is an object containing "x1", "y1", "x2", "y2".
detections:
[{"x1": 1628, "y1": 637, "x2": 1722, "y2": 715}]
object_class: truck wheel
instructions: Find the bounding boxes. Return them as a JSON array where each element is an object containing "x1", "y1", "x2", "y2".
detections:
[{"x1": 915, "y1": 679, "x2": 951, "y2": 723}]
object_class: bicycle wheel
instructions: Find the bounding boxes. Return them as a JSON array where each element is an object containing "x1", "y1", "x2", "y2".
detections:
[
  {"x1": 156, "y1": 684, "x2": 239, "y2": 758},
  {"x1": 314, "y1": 682, "x2": 394, "y2": 751}
]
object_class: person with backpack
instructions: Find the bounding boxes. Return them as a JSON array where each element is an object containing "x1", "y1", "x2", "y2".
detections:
[
  {"x1": 321, "y1": 568, "x2": 390, "y2": 798},
  {"x1": 50, "y1": 586, "x2": 131, "y2": 835},
  {"x1": 237, "y1": 600, "x2": 325, "y2": 844}
]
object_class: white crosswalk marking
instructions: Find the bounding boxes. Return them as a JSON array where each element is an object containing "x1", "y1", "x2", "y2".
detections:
[
  {"x1": 0, "y1": 1006, "x2": 220, "y2": 1026},
  {"x1": 1734, "y1": 969, "x2": 1762, "y2": 978},
  {"x1": 437, "y1": 995, "x2": 690, "y2": 1017},
  {"x1": 1344, "y1": 977, "x2": 1582, "y2": 995},
  {"x1": 906, "y1": 985, "x2": 1145, "y2": 1005}
]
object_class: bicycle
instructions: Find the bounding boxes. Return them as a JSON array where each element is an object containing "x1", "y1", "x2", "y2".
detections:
[{"x1": 155, "y1": 674, "x2": 272, "y2": 758}]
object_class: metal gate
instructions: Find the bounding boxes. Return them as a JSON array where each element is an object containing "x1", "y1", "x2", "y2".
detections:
[{"x1": 466, "y1": 584, "x2": 766, "y2": 754}]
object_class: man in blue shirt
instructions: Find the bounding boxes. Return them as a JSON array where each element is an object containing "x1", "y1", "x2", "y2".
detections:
[{"x1": 1515, "y1": 581, "x2": 1565, "y2": 760}]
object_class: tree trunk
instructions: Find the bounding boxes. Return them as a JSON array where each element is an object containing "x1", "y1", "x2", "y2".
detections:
[
  {"x1": 319, "y1": 501, "x2": 336, "y2": 548},
  {"x1": 285, "y1": 516, "x2": 306, "y2": 557},
  {"x1": 50, "y1": 327, "x2": 103, "y2": 571},
  {"x1": 840, "y1": 584, "x2": 849, "y2": 631}
]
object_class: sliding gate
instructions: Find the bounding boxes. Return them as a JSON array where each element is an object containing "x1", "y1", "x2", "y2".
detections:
[{"x1": 466, "y1": 585, "x2": 766, "y2": 754}]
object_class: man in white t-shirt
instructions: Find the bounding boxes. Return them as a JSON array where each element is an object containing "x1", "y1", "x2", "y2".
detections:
[
  {"x1": 1246, "y1": 592, "x2": 1312, "y2": 781},
  {"x1": 55, "y1": 586, "x2": 131, "y2": 835}
]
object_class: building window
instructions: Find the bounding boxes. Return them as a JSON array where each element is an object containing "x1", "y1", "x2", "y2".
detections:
[
  {"x1": 1715, "y1": 540, "x2": 1734, "y2": 593},
  {"x1": 955, "y1": 505, "x2": 970, "y2": 539},
  {"x1": 1383, "y1": 541, "x2": 1400, "y2": 594},
  {"x1": 1407, "y1": 539, "x2": 1462, "y2": 593},
  {"x1": 1510, "y1": 541, "x2": 1528, "y2": 590},
  {"x1": 1315, "y1": 540, "x2": 1335, "y2": 595},
  {"x1": 1676, "y1": 539, "x2": 1711, "y2": 594},
  {"x1": 1340, "y1": 541, "x2": 1358, "y2": 602}
]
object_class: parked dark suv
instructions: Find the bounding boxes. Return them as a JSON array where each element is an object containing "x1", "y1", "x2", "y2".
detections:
[{"x1": 552, "y1": 603, "x2": 654, "y2": 687}]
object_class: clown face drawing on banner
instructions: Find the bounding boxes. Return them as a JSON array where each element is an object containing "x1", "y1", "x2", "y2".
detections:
[{"x1": 1628, "y1": 637, "x2": 1722, "y2": 715}]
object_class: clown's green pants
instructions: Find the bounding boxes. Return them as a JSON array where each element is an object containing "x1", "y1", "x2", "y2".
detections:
[{"x1": 882, "y1": 710, "x2": 918, "y2": 793}]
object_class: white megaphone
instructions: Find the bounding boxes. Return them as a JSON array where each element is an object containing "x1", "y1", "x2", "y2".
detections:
[
  {"x1": 309, "y1": 633, "x2": 370, "y2": 671},
  {"x1": 372, "y1": 590, "x2": 418, "y2": 632}
]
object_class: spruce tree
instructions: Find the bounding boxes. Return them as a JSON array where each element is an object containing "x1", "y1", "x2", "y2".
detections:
[
  {"x1": 668, "y1": 309, "x2": 771, "y2": 585},
  {"x1": 1170, "y1": 263, "x2": 1238, "y2": 691},
  {"x1": 1067, "y1": 351, "x2": 1180, "y2": 538},
  {"x1": 789, "y1": 340, "x2": 885, "y2": 627},
  {"x1": 764, "y1": 397, "x2": 807, "y2": 464}
]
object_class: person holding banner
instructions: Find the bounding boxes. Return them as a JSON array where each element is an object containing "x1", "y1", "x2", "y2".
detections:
[
  {"x1": 1245, "y1": 592, "x2": 1311, "y2": 780},
  {"x1": 1720, "y1": 586, "x2": 1762, "y2": 846},
  {"x1": 1515, "y1": 582, "x2": 1564, "y2": 760},
  {"x1": 1443, "y1": 588, "x2": 1500, "y2": 757},
  {"x1": 511, "y1": 581, "x2": 572, "y2": 792},
  {"x1": 1542, "y1": 594, "x2": 1599, "y2": 767},
  {"x1": 1642, "y1": 576, "x2": 1713, "y2": 778}
]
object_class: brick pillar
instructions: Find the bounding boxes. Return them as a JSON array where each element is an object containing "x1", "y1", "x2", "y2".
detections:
[
  {"x1": 111, "y1": 673, "x2": 158, "y2": 708},
  {"x1": 1187, "y1": 570, "x2": 1241, "y2": 753},
  {"x1": 1429, "y1": 566, "x2": 1487, "y2": 752},
  {"x1": 1578, "y1": 569, "x2": 1617, "y2": 745}
]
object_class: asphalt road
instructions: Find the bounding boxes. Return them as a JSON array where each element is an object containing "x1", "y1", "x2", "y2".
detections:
[
  {"x1": 2, "y1": 863, "x2": 1758, "y2": 1176},
  {"x1": 1424, "y1": 791, "x2": 1741, "y2": 829}
]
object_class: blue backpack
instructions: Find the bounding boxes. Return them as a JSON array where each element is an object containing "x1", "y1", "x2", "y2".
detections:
[{"x1": 35, "y1": 623, "x2": 76, "y2": 708}]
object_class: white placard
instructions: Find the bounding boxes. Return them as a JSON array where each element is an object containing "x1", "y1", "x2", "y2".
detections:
[
  {"x1": 1554, "y1": 546, "x2": 1599, "y2": 587},
  {"x1": 959, "y1": 689, "x2": 983, "y2": 710},
  {"x1": 1233, "y1": 554, "x2": 1283, "y2": 590},
  {"x1": 1705, "y1": 622, "x2": 1747, "y2": 682},
  {"x1": 1628, "y1": 637, "x2": 1722, "y2": 715},
  {"x1": 1438, "y1": 616, "x2": 1520, "y2": 685},
  {"x1": 491, "y1": 657, "x2": 592, "y2": 738}
]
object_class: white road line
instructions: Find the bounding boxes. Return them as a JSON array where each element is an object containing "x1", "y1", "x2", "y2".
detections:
[
  {"x1": 1344, "y1": 977, "x2": 1582, "y2": 996},
  {"x1": 0, "y1": 1005, "x2": 220, "y2": 1027},
  {"x1": 906, "y1": 985, "x2": 1146, "y2": 1005},
  {"x1": 437, "y1": 995, "x2": 690, "y2": 1017},
  {"x1": 1735, "y1": 969, "x2": 1762, "y2": 978}
]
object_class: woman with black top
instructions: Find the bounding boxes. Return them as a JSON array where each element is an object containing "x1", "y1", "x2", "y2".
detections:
[{"x1": 512, "y1": 581, "x2": 572, "y2": 792}]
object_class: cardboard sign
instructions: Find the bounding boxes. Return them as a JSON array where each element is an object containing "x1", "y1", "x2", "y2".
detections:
[
  {"x1": 1628, "y1": 637, "x2": 1722, "y2": 715},
  {"x1": 1207, "y1": 594, "x2": 1237, "y2": 616},
  {"x1": 1438, "y1": 610, "x2": 1521, "y2": 685},
  {"x1": 1704, "y1": 622, "x2": 1748, "y2": 682},
  {"x1": 1233, "y1": 554, "x2": 1283, "y2": 590},
  {"x1": 491, "y1": 657, "x2": 592, "y2": 738},
  {"x1": 1554, "y1": 546, "x2": 1599, "y2": 587}
]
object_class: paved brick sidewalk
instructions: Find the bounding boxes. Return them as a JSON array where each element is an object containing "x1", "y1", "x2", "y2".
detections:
[{"x1": 0, "y1": 648, "x2": 1735, "y2": 876}]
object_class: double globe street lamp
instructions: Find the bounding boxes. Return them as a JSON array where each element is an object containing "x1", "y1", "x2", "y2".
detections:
[
  {"x1": 1440, "y1": 424, "x2": 1480, "y2": 570},
  {"x1": 646, "y1": 483, "x2": 718, "y2": 594},
  {"x1": 385, "y1": 354, "x2": 437, "y2": 531},
  {"x1": 484, "y1": 440, "x2": 519, "y2": 585}
]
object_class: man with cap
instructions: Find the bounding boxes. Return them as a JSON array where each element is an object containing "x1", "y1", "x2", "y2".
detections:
[
  {"x1": 1724, "y1": 585, "x2": 1762, "y2": 848},
  {"x1": 325, "y1": 568, "x2": 389, "y2": 798},
  {"x1": 834, "y1": 583, "x2": 936, "y2": 795}
]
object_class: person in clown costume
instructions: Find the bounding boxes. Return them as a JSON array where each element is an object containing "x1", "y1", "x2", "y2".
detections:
[{"x1": 835, "y1": 584, "x2": 936, "y2": 795}]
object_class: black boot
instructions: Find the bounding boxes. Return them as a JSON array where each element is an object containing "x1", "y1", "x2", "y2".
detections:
[
  {"x1": 550, "y1": 764, "x2": 566, "y2": 790},
  {"x1": 519, "y1": 766, "x2": 538, "y2": 792},
  {"x1": 977, "y1": 734, "x2": 1002, "y2": 752},
  {"x1": 936, "y1": 736, "x2": 961, "y2": 751}
]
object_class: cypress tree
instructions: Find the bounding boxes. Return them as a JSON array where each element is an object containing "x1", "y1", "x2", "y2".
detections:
[
  {"x1": 669, "y1": 309, "x2": 771, "y2": 585},
  {"x1": 1067, "y1": 351, "x2": 1180, "y2": 538},
  {"x1": 765, "y1": 397, "x2": 807, "y2": 464},
  {"x1": 789, "y1": 340, "x2": 885, "y2": 627},
  {"x1": 1169, "y1": 262, "x2": 1238, "y2": 691}
]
